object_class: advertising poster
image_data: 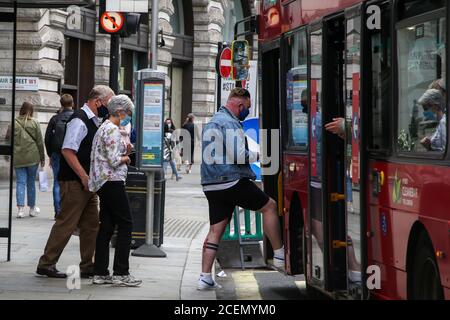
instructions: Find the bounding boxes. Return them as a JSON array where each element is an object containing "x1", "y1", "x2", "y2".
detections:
[
  {"x1": 141, "y1": 82, "x2": 163, "y2": 167},
  {"x1": 351, "y1": 73, "x2": 360, "y2": 184},
  {"x1": 292, "y1": 80, "x2": 308, "y2": 145},
  {"x1": 310, "y1": 80, "x2": 318, "y2": 178},
  {"x1": 220, "y1": 60, "x2": 258, "y2": 118}
]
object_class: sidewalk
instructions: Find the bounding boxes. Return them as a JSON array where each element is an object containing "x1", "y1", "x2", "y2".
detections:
[{"x1": 0, "y1": 163, "x2": 215, "y2": 300}]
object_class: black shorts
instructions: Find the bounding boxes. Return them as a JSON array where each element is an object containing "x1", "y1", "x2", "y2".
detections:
[{"x1": 204, "y1": 178, "x2": 270, "y2": 225}]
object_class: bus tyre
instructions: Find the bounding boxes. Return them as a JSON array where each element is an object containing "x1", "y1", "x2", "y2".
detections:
[{"x1": 410, "y1": 232, "x2": 444, "y2": 300}]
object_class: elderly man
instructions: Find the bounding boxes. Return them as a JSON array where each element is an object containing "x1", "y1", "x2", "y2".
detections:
[
  {"x1": 37, "y1": 85, "x2": 115, "y2": 279},
  {"x1": 198, "y1": 87, "x2": 285, "y2": 290},
  {"x1": 419, "y1": 88, "x2": 447, "y2": 152},
  {"x1": 89, "y1": 95, "x2": 141, "y2": 287}
]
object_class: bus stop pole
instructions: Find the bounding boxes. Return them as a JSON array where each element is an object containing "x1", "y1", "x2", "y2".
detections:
[
  {"x1": 146, "y1": 172, "x2": 155, "y2": 246},
  {"x1": 131, "y1": 0, "x2": 166, "y2": 258}
]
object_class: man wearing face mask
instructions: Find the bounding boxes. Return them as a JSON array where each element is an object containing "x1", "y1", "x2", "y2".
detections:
[
  {"x1": 197, "y1": 88, "x2": 285, "y2": 290},
  {"x1": 37, "y1": 85, "x2": 115, "y2": 279}
]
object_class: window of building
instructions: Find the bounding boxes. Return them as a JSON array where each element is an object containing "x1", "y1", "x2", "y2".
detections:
[
  {"x1": 119, "y1": 49, "x2": 148, "y2": 97},
  {"x1": 284, "y1": 29, "x2": 308, "y2": 152},
  {"x1": 170, "y1": 0, "x2": 185, "y2": 35},
  {"x1": 367, "y1": 2, "x2": 392, "y2": 153},
  {"x1": 396, "y1": 16, "x2": 446, "y2": 154},
  {"x1": 61, "y1": 36, "x2": 94, "y2": 108},
  {"x1": 223, "y1": 0, "x2": 244, "y2": 42}
]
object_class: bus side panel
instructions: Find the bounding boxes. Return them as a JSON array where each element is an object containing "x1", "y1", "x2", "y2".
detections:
[
  {"x1": 369, "y1": 160, "x2": 450, "y2": 298},
  {"x1": 419, "y1": 216, "x2": 450, "y2": 290},
  {"x1": 367, "y1": 204, "x2": 408, "y2": 299}
]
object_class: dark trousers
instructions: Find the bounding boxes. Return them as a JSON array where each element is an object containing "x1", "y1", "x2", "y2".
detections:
[{"x1": 94, "y1": 181, "x2": 133, "y2": 276}]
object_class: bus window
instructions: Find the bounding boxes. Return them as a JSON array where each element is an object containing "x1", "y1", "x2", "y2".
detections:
[
  {"x1": 397, "y1": 0, "x2": 445, "y2": 20},
  {"x1": 396, "y1": 17, "x2": 446, "y2": 154},
  {"x1": 285, "y1": 29, "x2": 308, "y2": 151},
  {"x1": 367, "y1": 3, "x2": 391, "y2": 152}
]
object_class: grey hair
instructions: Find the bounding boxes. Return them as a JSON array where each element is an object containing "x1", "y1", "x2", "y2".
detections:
[
  {"x1": 107, "y1": 94, "x2": 134, "y2": 116},
  {"x1": 88, "y1": 85, "x2": 115, "y2": 101},
  {"x1": 418, "y1": 89, "x2": 444, "y2": 111}
]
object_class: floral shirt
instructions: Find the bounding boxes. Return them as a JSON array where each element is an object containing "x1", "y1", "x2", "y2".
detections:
[{"x1": 89, "y1": 120, "x2": 128, "y2": 192}]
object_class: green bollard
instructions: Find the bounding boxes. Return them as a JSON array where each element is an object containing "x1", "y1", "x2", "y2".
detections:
[
  {"x1": 222, "y1": 221, "x2": 232, "y2": 240},
  {"x1": 254, "y1": 212, "x2": 263, "y2": 239},
  {"x1": 244, "y1": 209, "x2": 252, "y2": 235}
]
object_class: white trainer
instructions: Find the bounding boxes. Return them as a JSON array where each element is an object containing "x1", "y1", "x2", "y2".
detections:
[
  {"x1": 112, "y1": 275, "x2": 142, "y2": 287},
  {"x1": 273, "y1": 256, "x2": 285, "y2": 269},
  {"x1": 92, "y1": 275, "x2": 114, "y2": 285},
  {"x1": 29, "y1": 206, "x2": 40, "y2": 217},
  {"x1": 348, "y1": 270, "x2": 362, "y2": 283},
  {"x1": 17, "y1": 207, "x2": 25, "y2": 219},
  {"x1": 197, "y1": 277, "x2": 222, "y2": 290}
]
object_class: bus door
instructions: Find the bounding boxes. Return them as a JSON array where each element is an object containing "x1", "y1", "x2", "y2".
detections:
[
  {"x1": 260, "y1": 42, "x2": 283, "y2": 265},
  {"x1": 308, "y1": 14, "x2": 347, "y2": 292},
  {"x1": 344, "y1": 4, "x2": 364, "y2": 299},
  {"x1": 0, "y1": 4, "x2": 16, "y2": 262}
]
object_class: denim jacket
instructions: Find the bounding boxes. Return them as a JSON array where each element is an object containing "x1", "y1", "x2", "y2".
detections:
[{"x1": 201, "y1": 106, "x2": 257, "y2": 186}]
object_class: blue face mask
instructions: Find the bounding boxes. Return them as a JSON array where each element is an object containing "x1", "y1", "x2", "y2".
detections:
[
  {"x1": 238, "y1": 105, "x2": 250, "y2": 121},
  {"x1": 121, "y1": 115, "x2": 131, "y2": 127},
  {"x1": 423, "y1": 110, "x2": 437, "y2": 121}
]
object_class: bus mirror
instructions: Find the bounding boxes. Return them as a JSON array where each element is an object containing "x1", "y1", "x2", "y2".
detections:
[{"x1": 231, "y1": 40, "x2": 250, "y2": 81}]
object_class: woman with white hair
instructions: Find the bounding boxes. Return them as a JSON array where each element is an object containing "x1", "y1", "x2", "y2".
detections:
[
  {"x1": 418, "y1": 88, "x2": 447, "y2": 152},
  {"x1": 89, "y1": 94, "x2": 142, "y2": 287}
]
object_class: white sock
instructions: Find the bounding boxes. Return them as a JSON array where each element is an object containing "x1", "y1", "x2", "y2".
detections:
[
  {"x1": 274, "y1": 246, "x2": 285, "y2": 259},
  {"x1": 200, "y1": 272, "x2": 212, "y2": 281}
]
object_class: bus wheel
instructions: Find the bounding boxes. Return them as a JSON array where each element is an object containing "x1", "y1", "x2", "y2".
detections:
[{"x1": 410, "y1": 233, "x2": 444, "y2": 300}]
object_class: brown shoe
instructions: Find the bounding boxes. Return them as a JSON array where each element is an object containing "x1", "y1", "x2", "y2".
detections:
[{"x1": 36, "y1": 267, "x2": 67, "y2": 278}]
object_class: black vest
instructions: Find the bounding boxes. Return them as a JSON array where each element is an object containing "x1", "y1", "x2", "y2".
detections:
[{"x1": 58, "y1": 109, "x2": 98, "y2": 182}]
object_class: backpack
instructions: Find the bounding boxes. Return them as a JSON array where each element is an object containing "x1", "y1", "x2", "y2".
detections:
[{"x1": 50, "y1": 111, "x2": 73, "y2": 154}]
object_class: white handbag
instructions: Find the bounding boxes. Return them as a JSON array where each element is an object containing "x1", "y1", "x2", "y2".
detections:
[{"x1": 39, "y1": 168, "x2": 49, "y2": 192}]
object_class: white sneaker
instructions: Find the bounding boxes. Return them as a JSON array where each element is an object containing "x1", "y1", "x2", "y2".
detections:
[
  {"x1": 29, "y1": 206, "x2": 40, "y2": 217},
  {"x1": 112, "y1": 275, "x2": 142, "y2": 287},
  {"x1": 17, "y1": 207, "x2": 25, "y2": 219},
  {"x1": 197, "y1": 277, "x2": 222, "y2": 290},
  {"x1": 348, "y1": 270, "x2": 362, "y2": 283},
  {"x1": 92, "y1": 275, "x2": 114, "y2": 285},
  {"x1": 273, "y1": 256, "x2": 285, "y2": 269}
]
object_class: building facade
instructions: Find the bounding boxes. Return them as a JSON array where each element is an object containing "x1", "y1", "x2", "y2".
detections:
[{"x1": 7, "y1": 0, "x2": 256, "y2": 137}]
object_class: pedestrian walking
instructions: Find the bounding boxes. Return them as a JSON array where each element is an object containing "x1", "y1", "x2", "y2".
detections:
[
  {"x1": 89, "y1": 95, "x2": 142, "y2": 287},
  {"x1": 165, "y1": 118, "x2": 182, "y2": 171},
  {"x1": 11, "y1": 102, "x2": 45, "y2": 218},
  {"x1": 163, "y1": 126, "x2": 181, "y2": 181},
  {"x1": 44, "y1": 94, "x2": 74, "y2": 219},
  {"x1": 198, "y1": 88, "x2": 285, "y2": 290},
  {"x1": 36, "y1": 85, "x2": 114, "y2": 279},
  {"x1": 181, "y1": 113, "x2": 198, "y2": 174}
]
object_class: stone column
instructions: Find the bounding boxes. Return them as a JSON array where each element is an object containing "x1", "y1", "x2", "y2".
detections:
[
  {"x1": 192, "y1": 0, "x2": 225, "y2": 126},
  {"x1": 15, "y1": 9, "x2": 65, "y2": 120},
  {"x1": 154, "y1": 0, "x2": 175, "y2": 117}
]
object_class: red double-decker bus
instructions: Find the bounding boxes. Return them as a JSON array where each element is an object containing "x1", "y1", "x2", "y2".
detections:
[{"x1": 256, "y1": 0, "x2": 450, "y2": 299}]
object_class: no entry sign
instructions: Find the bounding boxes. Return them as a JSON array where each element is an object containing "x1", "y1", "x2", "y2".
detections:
[
  {"x1": 219, "y1": 47, "x2": 232, "y2": 79},
  {"x1": 100, "y1": 11, "x2": 124, "y2": 33}
]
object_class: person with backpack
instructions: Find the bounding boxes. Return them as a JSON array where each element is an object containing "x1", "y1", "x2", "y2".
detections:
[
  {"x1": 12, "y1": 102, "x2": 45, "y2": 218},
  {"x1": 44, "y1": 94, "x2": 74, "y2": 219}
]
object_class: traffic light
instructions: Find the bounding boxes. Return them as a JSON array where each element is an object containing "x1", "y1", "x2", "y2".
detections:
[{"x1": 119, "y1": 13, "x2": 141, "y2": 38}]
